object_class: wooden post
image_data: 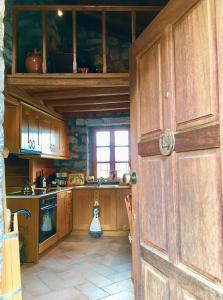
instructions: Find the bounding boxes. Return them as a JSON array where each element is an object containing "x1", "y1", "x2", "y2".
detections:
[
  {"x1": 72, "y1": 11, "x2": 77, "y2": 73},
  {"x1": 131, "y1": 10, "x2": 136, "y2": 42},
  {"x1": 12, "y1": 8, "x2": 17, "y2": 74},
  {"x1": 102, "y1": 11, "x2": 107, "y2": 73},
  {"x1": 42, "y1": 11, "x2": 47, "y2": 73}
]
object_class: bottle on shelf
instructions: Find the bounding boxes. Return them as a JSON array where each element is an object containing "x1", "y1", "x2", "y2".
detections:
[{"x1": 36, "y1": 170, "x2": 47, "y2": 188}]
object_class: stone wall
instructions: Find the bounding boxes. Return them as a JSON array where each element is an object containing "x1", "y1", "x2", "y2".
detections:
[
  {"x1": 0, "y1": 0, "x2": 5, "y2": 274},
  {"x1": 54, "y1": 115, "x2": 130, "y2": 176}
]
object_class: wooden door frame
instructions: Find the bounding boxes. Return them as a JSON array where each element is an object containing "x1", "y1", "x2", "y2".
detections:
[{"x1": 0, "y1": 0, "x2": 6, "y2": 277}]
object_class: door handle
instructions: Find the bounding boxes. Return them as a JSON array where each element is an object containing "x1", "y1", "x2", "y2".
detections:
[
  {"x1": 123, "y1": 172, "x2": 138, "y2": 185},
  {"x1": 29, "y1": 139, "x2": 32, "y2": 149},
  {"x1": 159, "y1": 129, "x2": 175, "y2": 156}
]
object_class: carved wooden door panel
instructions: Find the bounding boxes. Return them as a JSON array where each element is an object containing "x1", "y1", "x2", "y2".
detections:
[{"x1": 130, "y1": 0, "x2": 223, "y2": 299}]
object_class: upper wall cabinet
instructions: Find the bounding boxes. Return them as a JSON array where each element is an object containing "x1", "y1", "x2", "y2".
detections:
[
  {"x1": 4, "y1": 102, "x2": 69, "y2": 159},
  {"x1": 11, "y1": 5, "x2": 162, "y2": 75}
]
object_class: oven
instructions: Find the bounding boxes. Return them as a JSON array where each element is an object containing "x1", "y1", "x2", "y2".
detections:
[{"x1": 39, "y1": 194, "x2": 57, "y2": 243}]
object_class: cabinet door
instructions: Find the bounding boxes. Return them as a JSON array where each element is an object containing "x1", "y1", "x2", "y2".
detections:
[
  {"x1": 50, "y1": 119, "x2": 60, "y2": 155},
  {"x1": 6, "y1": 198, "x2": 39, "y2": 263},
  {"x1": 21, "y1": 105, "x2": 41, "y2": 152},
  {"x1": 116, "y1": 189, "x2": 130, "y2": 231},
  {"x1": 4, "y1": 104, "x2": 20, "y2": 153},
  {"x1": 57, "y1": 192, "x2": 66, "y2": 239},
  {"x1": 21, "y1": 105, "x2": 31, "y2": 150},
  {"x1": 29, "y1": 109, "x2": 41, "y2": 151},
  {"x1": 40, "y1": 114, "x2": 51, "y2": 155},
  {"x1": 59, "y1": 121, "x2": 69, "y2": 157},
  {"x1": 65, "y1": 191, "x2": 73, "y2": 234},
  {"x1": 73, "y1": 190, "x2": 94, "y2": 230},
  {"x1": 97, "y1": 189, "x2": 117, "y2": 230}
]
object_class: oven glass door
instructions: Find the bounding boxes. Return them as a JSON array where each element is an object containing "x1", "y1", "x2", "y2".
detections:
[{"x1": 39, "y1": 204, "x2": 56, "y2": 243}]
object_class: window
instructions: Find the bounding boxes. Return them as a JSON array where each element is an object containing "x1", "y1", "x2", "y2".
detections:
[{"x1": 94, "y1": 128, "x2": 130, "y2": 178}]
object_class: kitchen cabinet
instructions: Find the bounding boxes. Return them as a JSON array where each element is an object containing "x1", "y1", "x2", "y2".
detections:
[
  {"x1": 50, "y1": 119, "x2": 60, "y2": 155},
  {"x1": 59, "y1": 120, "x2": 69, "y2": 157},
  {"x1": 39, "y1": 114, "x2": 51, "y2": 154},
  {"x1": 73, "y1": 187, "x2": 130, "y2": 235},
  {"x1": 4, "y1": 101, "x2": 69, "y2": 159},
  {"x1": 6, "y1": 197, "x2": 39, "y2": 263},
  {"x1": 7, "y1": 189, "x2": 73, "y2": 263},
  {"x1": 57, "y1": 190, "x2": 73, "y2": 239},
  {"x1": 21, "y1": 104, "x2": 41, "y2": 152},
  {"x1": 4, "y1": 103, "x2": 20, "y2": 153}
]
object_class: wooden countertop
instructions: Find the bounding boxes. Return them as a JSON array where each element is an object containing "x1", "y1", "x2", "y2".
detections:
[{"x1": 6, "y1": 185, "x2": 130, "y2": 199}]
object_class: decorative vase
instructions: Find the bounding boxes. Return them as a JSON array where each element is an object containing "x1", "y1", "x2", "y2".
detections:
[{"x1": 25, "y1": 48, "x2": 42, "y2": 73}]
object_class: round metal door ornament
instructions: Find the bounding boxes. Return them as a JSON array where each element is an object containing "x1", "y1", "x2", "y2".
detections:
[{"x1": 159, "y1": 129, "x2": 175, "y2": 156}]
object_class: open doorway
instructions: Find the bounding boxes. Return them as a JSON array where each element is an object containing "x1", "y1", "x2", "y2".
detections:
[{"x1": 1, "y1": 0, "x2": 168, "y2": 299}]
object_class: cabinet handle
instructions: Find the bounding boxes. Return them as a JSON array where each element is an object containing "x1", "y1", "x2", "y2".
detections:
[
  {"x1": 29, "y1": 139, "x2": 32, "y2": 149},
  {"x1": 32, "y1": 140, "x2": 35, "y2": 149}
]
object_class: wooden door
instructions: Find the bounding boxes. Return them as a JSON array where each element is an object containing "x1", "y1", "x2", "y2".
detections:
[{"x1": 131, "y1": 0, "x2": 223, "y2": 299}]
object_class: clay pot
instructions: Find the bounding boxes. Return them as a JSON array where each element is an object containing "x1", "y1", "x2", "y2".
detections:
[{"x1": 25, "y1": 48, "x2": 42, "y2": 73}]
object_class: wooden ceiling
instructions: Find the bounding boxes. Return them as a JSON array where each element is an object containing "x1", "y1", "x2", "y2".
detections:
[
  {"x1": 6, "y1": 2, "x2": 169, "y2": 116},
  {"x1": 6, "y1": 73, "x2": 130, "y2": 116}
]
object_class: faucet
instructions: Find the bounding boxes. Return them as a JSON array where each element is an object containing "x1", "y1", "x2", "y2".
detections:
[{"x1": 97, "y1": 177, "x2": 104, "y2": 186}]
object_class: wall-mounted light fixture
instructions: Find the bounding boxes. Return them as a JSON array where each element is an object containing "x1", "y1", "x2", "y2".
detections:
[{"x1": 57, "y1": 9, "x2": 63, "y2": 17}]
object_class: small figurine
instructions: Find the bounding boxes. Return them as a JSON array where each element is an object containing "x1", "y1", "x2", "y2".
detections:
[{"x1": 89, "y1": 201, "x2": 102, "y2": 238}]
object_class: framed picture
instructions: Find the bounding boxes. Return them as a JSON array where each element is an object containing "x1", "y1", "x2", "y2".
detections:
[{"x1": 67, "y1": 173, "x2": 85, "y2": 186}]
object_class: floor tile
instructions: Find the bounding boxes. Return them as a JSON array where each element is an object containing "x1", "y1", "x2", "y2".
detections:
[{"x1": 21, "y1": 236, "x2": 134, "y2": 300}]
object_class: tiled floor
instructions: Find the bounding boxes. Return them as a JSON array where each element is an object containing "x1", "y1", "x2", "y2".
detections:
[{"x1": 21, "y1": 236, "x2": 134, "y2": 300}]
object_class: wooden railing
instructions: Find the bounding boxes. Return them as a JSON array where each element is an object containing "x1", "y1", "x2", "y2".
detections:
[{"x1": 12, "y1": 5, "x2": 162, "y2": 74}]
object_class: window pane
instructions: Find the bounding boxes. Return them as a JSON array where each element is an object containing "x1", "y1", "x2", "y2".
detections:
[
  {"x1": 97, "y1": 163, "x2": 110, "y2": 178},
  {"x1": 97, "y1": 147, "x2": 110, "y2": 162},
  {"x1": 115, "y1": 147, "x2": 129, "y2": 161},
  {"x1": 96, "y1": 131, "x2": 110, "y2": 146},
  {"x1": 115, "y1": 130, "x2": 129, "y2": 146},
  {"x1": 115, "y1": 163, "x2": 129, "y2": 178}
]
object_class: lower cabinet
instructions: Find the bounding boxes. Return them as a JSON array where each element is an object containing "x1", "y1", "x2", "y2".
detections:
[
  {"x1": 57, "y1": 191, "x2": 73, "y2": 239},
  {"x1": 6, "y1": 190, "x2": 73, "y2": 263},
  {"x1": 73, "y1": 188, "x2": 130, "y2": 236}
]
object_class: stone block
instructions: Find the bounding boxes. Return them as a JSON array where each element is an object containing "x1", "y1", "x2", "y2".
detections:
[
  {"x1": 76, "y1": 118, "x2": 86, "y2": 126},
  {"x1": 0, "y1": 54, "x2": 4, "y2": 92}
]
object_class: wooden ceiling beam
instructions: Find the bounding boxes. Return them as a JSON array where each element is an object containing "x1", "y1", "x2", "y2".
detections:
[
  {"x1": 64, "y1": 110, "x2": 130, "y2": 117},
  {"x1": 7, "y1": 74, "x2": 129, "y2": 87},
  {"x1": 14, "y1": 5, "x2": 163, "y2": 12},
  {"x1": 33, "y1": 86, "x2": 129, "y2": 100},
  {"x1": 55, "y1": 102, "x2": 130, "y2": 113},
  {"x1": 44, "y1": 96, "x2": 130, "y2": 107}
]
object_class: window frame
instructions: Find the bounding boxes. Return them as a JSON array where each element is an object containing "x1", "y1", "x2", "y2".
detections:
[{"x1": 93, "y1": 126, "x2": 130, "y2": 178}]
